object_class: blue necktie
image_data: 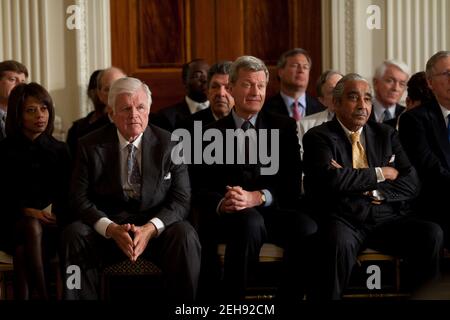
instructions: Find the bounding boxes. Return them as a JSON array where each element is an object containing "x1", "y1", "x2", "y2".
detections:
[
  {"x1": 127, "y1": 144, "x2": 141, "y2": 199},
  {"x1": 384, "y1": 109, "x2": 393, "y2": 121}
]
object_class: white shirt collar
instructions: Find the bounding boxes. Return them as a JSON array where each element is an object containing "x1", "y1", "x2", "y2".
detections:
[
  {"x1": 337, "y1": 118, "x2": 364, "y2": 146},
  {"x1": 231, "y1": 109, "x2": 257, "y2": 128},
  {"x1": 185, "y1": 96, "x2": 210, "y2": 114},
  {"x1": 438, "y1": 103, "x2": 450, "y2": 126},
  {"x1": 280, "y1": 91, "x2": 307, "y2": 116},
  {"x1": 373, "y1": 98, "x2": 396, "y2": 122},
  {"x1": 117, "y1": 129, "x2": 143, "y2": 151}
]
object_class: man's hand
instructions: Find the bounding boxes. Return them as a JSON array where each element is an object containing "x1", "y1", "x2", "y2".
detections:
[
  {"x1": 219, "y1": 186, "x2": 262, "y2": 213},
  {"x1": 330, "y1": 159, "x2": 343, "y2": 169},
  {"x1": 23, "y1": 208, "x2": 56, "y2": 225},
  {"x1": 130, "y1": 223, "x2": 157, "y2": 262},
  {"x1": 106, "y1": 223, "x2": 134, "y2": 260},
  {"x1": 381, "y1": 166, "x2": 399, "y2": 180}
]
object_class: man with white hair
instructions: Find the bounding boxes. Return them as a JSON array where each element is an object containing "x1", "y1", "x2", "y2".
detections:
[
  {"x1": 371, "y1": 60, "x2": 410, "y2": 126},
  {"x1": 62, "y1": 77, "x2": 200, "y2": 301}
]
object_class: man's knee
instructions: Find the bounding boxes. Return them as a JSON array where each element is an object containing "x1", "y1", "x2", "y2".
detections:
[
  {"x1": 165, "y1": 221, "x2": 200, "y2": 248},
  {"x1": 61, "y1": 221, "x2": 93, "y2": 245}
]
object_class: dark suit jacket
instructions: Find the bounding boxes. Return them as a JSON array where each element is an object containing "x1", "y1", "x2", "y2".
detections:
[
  {"x1": 263, "y1": 92, "x2": 325, "y2": 117},
  {"x1": 369, "y1": 103, "x2": 405, "y2": 127},
  {"x1": 191, "y1": 107, "x2": 216, "y2": 127},
  {"x1": 149, "y1": 100, "x2": 192, "y2": 132},
  {"x1": 398, "y1": 101, "x2": 450, "y2": 218},
  {"x1": 303, "y1": 119, "x2": 420, "y2": 227},
  {"x1": 195, "y1": 110, "x2": 302, "y2": 214},
  {"x1": 66, "y1": 112, "x2": 110, "y2": 157},
  {"x1": 71, "y1": 123, "x2": 191, "y2": 227}
]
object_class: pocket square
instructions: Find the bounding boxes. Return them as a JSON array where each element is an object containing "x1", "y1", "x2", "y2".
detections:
[
  {"x1": 389, "y1": 154, "x2": 396, "y2": 163},
  {"x1": 163, "y1": 172, "x2": 171, "y2": 180}
]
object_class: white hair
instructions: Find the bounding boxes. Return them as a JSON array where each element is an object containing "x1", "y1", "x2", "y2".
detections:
[
  {"x1": 373, "y1": 59, "x2": 410, "y2": 80},
  {"x1": 108, "y1": 77, "x2": 152, "y2": 113}
]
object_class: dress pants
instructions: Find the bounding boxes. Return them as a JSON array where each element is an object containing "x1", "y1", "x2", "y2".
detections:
[
  {"x1": 198, "y1": 206, "x2": 317, "y2": 301},
  {"x1": 314, "y1": 205, "x2": 443, "y2": 299},
  {"x1": 61, "y1": 220, "x2": 201, "y2": 301}
]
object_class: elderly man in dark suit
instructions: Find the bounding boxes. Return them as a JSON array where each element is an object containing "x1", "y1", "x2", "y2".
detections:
[
  {"x1": 399, "y1": 51, "x2": 450, "y2": 247},
  {"x1": 303, "y1": 73, "x2": 442, "y2": 299},
  {"x1": 62, "y1": 77, "x2": 200, "y2": 301},
  {"x1": 370, "y1": 60, "x2": 409, "y2": 127},
  {"x1": 195, "y1": 56, "x2": 317, "y2": 301}
]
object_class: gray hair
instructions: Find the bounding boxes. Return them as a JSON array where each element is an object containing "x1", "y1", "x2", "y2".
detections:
[
  {"x1": 373, "y1": 59, "x2": 410, "y2": 80},
  {"x1": 230, "y1": 56, "x2": 269, "y2": 84},
  {"x1": 333, "y1": 73, "x2": 372, "y2": 101},
  {"x1": 108, "y1": 77, "x2": 152, "y2": 113},
  {"x1": 276, "y1": 48, "x2": 312, "y2": 69},
  {"x1": 425, "y1": 50, "x2": 450, "y2": 79},
  {"x1": 316, "y1": 70, "x2": 343, "y2": 97},
  {"x1": 207, "y1": 61, "x2": 232, "y2": 88}
]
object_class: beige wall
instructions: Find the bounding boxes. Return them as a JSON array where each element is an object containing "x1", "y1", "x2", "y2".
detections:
[{"x1": 0, "y1": 0, "x2": 110, "y2": 138}]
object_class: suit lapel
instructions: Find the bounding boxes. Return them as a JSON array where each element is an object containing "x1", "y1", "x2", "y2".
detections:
[
  {"x1": 97, "y1": 126, "x2": 123, "y2": 197},
  {"x1": 140, "y1": 126, "x2": 160, "y2": 209},
  {"x1": 429, "y1": 102, "x2": 450, "y2": 167},
  {"x1": 364, "y1": 124, "x2": 382, "y2": 167},
  {"x1": 329, "y1": 120, "x2": 353, "y2": 167}
]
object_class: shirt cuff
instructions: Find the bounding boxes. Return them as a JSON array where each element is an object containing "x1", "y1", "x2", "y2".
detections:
[
  {"x1": 216, "y1": 198, "x2": 225, "y2": 215},
  {"x1": 261, "y1": 189, "x2": 273, "y2": 207},
  {"x1": 375, "y1": 167, "x2": 385, "y2": 183},
  {"x1": 149, "y1": 217, "x2": 165, "y2": 236},
  {"x1": 94, "y1": 217, "x2": 114, "y2": 238}
]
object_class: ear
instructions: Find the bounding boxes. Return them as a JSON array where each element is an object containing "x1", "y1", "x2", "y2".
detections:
[
  {"x1": 107, "y1": 105, "x2": 114, "y2": 118},
  {"x1": 318, "y1": 96, "x2": 326, "y2": 106},
  {"x1": 426, "y1": 77, "x2": 433, "y2": 90}
]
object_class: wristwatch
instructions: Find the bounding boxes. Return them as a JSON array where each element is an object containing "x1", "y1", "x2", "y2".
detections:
[{"x1": 259, "y1": 191, "x2": 266, "y2": 206}]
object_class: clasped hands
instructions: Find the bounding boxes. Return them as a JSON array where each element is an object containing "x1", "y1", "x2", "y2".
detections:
[
  {"x1": 219, "y1": 186, "x2": 263, "y2": 214},
  {"x1": 106, "y1": 222, "x2": 157, "y2": 262}
]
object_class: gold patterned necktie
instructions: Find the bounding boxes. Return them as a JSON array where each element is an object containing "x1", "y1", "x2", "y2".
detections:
[{"x1": 350, "y1": 131, "x2": 368, "y2": 169}]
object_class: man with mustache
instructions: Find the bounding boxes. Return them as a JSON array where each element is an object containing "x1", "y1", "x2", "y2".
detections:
[
  {"x1": 303, "y1": 73, "x2": 442, "y2": 299},
  {"x1": 151, "y1": 59, "x2": 210, "y2": 132}
]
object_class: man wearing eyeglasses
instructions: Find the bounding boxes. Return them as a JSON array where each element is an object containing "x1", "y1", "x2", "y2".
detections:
[
  {"x1": 399, "y1": 51, "x2": 450, "y2": 248},
  {"x1": 370, "y1": 60, "x2": 410, "y2": 127},
  {"x1": 0, "y1": 60, "x2": 28, "y2": 141}
]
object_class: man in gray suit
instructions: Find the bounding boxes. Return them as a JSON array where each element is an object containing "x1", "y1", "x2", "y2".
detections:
[{"x1": 62, "y1": 77, "x2": 201, "y2": 301}]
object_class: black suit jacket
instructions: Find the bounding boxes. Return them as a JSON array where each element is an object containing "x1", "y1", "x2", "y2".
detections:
[
  {"x1": 195, "y1": 111, "x2": 302, "y2": 214},
  {"x1": 149, "y1": 100, "x2": 192, "y2": 132},
  {"x1": 303, "y1": 119, "x2": 419, "y2": 226},
  {"x1": 191, "y1": 107, "x2": 216, "y2": 127},
  {"x1": 71, "y1": 123, "x2": 191, "y2": 227},
  {"x1": 398, "y1": 101, "x2": 450, "y2": 216},
  {"x1": 263, "y1": 92, "x2": 325, "y2": 117}
]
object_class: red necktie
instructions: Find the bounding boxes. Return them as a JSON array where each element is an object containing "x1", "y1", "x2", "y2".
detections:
[{"x1": 293, "y1": 100, "x2": 301, "y2": 121}]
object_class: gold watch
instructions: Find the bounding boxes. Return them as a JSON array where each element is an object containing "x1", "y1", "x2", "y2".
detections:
[{"x1": 259, "y1": 191, "x2": 266, "y2": 205}]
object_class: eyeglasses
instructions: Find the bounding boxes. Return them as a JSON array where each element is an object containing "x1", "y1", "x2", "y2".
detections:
[{"x1": 432, "y1": 70, "x2": 450, "y2": 79}]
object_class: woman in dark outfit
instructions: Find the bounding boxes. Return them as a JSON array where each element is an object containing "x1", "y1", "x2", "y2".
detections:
[{"x1": 0, "y1": 83, "x2": 71, "y2": 299}]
